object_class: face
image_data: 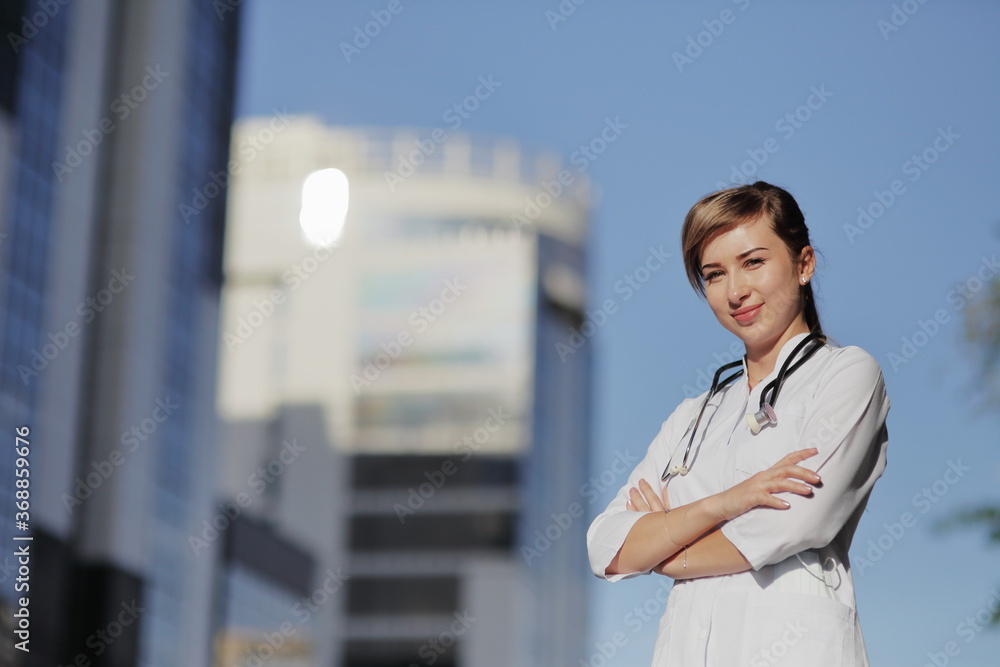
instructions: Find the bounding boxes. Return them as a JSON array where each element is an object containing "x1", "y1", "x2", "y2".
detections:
[{"x1": 698, "y1": 216, "x2": 814, "y2": 355}]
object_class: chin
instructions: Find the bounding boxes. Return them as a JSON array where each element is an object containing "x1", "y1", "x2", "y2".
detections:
[
  {"x1": 722, "y1": 326, "x2": 754, "y2": 347},
  {"x1": 728, "y1": 323, "x2": 778, "y2": 350}
]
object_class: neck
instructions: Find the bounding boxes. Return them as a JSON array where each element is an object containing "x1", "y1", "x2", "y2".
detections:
[{"x1": 744, "y1": 321, "x2": 811, "y2": 388}]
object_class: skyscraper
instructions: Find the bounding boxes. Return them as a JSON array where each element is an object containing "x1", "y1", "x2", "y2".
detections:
[
  {"x1": 217, "y1": 115, "x2": 593, "y2": 666},
  {"x1": 0, "y1": 1, "x2": 242, "y2": 664}
]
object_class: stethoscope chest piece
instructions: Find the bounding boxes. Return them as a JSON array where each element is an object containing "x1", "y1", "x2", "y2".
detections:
[
  {"x1": 667, "y1": 463, "x2": 688, "y2": 477},
  {"x1": 746, "y1": 403, "x2": 777, "y2": 435},
  {"x1": 661, "y1": 332, "x2": 828, "y2": 482}
]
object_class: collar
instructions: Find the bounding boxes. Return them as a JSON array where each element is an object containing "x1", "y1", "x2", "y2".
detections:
[{"x1": 740, "y1": 331, "x2": 814, "y2": 392}]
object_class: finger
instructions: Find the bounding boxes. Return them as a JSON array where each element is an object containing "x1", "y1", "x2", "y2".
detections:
[
  {"x1": 767, "y1": 464, "x2": 821, "y2": 485},
  {"x1": 772, "y1": 478, "x2": 814, "y2": 496},
  {"x1": 638, "y1": 479, "x2": 664, "y2": 512},
  {"x1": 740, "y1": 488, "x2": 789, "y2": 511},
  {"x1": 779, "y1": 448, "x2": 818, "y2": 466},
  {"x1": 781, "y1": 464, "x2": 822, "y2": 484},
  {"x1": 629, "y1": 487, "x2": 651, "y2": 512},
  {"x1": 759, "y1": 494, "x2": 792, "y2": 509}
]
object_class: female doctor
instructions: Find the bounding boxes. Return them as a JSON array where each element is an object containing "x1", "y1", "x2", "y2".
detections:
[{"x1": 586, "y1": 181, "x2": 891, "y2": 665}]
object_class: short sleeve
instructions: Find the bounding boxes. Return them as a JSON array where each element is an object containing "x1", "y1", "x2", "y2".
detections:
[
  {"x1": 586, "y1": 397, "x2": 699, "y2": 582},
  {"x1": 721, "y1": 348, "x2": 891, "y2": 570}
]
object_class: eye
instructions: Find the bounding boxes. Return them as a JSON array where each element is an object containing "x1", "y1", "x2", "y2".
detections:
[
  {"x1": 746, "y1": 257, "x2": 764, "y2": 268},
  {"x1": 703, "y1": 270, "x2": 723, "y2": 282}
]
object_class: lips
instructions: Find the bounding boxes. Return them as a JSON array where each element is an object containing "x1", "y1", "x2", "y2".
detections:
[{"x1": 731, "y1": 303, "x2": 763, "y2": 323}]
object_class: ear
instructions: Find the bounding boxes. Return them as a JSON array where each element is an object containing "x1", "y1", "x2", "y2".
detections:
[{"x1": 798, "y1": 245, "x2": 816, "y2": 282}]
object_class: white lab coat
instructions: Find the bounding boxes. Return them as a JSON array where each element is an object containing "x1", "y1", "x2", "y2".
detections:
[{"x1": 587, "y1": 332, "x2": 891, "y2": 666}]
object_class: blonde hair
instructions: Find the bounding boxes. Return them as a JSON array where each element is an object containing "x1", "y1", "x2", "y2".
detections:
[{"x1": 680, "y1": 181, "x2": 823, "y2": 334}]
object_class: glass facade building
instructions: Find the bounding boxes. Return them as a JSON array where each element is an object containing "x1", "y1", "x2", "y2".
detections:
[{"x1": 0, "y1": 1, "x2": 243, "y2": 665}]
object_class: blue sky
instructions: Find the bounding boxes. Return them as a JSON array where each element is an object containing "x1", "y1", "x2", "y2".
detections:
[{"x1": 235, "y1": 1, "x2": 1000, "y2": 664}]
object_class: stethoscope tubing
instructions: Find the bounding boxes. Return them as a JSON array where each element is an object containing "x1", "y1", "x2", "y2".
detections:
[{"x1": 660, "y1": 332, "x2": 828, "y2": 483}]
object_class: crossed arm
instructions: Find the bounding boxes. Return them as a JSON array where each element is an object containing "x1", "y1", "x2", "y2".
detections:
[
  {"x1": 604, "y1": 449, "x2": 820, "y2": 578},
  {"x1": 629, "y1": 478, "x2": 757, "y2": 580},
  {"x1": 601, "y1": 352, "x2": 889, "y2": 581},
  {"x1": 652, "y1": 506, "x2": 757, "y2": 579}
]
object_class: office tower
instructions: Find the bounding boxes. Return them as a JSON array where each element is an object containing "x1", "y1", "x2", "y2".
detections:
[
  {"x1": 210, "y1": 400, "x2": 346, "y2": 667},
  {"x1": 217, "y1": 115, "x2": 592, "y2": 666},
  {"x1": 0, "y1": 1, "x2": 242, "y2": 665}
]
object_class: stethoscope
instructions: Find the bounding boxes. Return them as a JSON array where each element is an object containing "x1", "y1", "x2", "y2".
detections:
[{"x1": 660, "y1": 332, "x2": 829, "y2": 484}]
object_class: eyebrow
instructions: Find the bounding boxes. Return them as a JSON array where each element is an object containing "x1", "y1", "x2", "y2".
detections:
[{"x1": 700, "y1": 247, "x2": 768, "y2": 272}]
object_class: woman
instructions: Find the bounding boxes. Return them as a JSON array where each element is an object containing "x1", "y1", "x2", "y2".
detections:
[{"x1": 586, "y1": 181, "x2": 891, "y2": 665}]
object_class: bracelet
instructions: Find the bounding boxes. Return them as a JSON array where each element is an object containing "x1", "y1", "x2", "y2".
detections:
[
  {"x1": 661, "y1": 509, "x2": 688, "y2": 568},
  {"x1": 660, "y1": 509, "x2": 677, "y2": 546}
]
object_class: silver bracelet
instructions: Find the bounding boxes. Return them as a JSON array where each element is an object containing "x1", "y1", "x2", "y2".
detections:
[{"x1": 661, "y1": 509, "x2": 688, "y2": 568}]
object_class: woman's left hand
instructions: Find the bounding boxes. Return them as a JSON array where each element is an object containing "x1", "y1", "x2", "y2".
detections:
[{"x1": 625, "y1": 478, "x2": 671, "y2": 512}]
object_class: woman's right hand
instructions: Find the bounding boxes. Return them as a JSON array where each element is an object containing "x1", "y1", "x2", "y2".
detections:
[{"x1": 710, "y1": 448, "x2": 821, "y2": 522}]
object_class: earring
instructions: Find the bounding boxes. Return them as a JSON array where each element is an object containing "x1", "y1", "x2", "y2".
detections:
[{"x1": 801, "y1": 277, "x2": 807, "y2": 284}]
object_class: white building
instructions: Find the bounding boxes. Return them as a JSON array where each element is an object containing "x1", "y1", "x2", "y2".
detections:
[{"x1": 217, "y1": 115, "x2": 593, "y2": 666}]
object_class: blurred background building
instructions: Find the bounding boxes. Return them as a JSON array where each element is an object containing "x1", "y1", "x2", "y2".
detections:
[
  {"x1": 0, "y1": 1, "x2": 595, "y2": 664},
  {"x1": 215, "y1": 116, "x2": 594, "y2": 666},
  {"x1": 0, "y1": 0, "x2": 242, "y2": 665}
]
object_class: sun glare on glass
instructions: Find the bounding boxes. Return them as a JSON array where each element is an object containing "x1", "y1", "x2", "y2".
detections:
[{"x1": 299, "y1": 168, "x2": 349, "y2": 247}]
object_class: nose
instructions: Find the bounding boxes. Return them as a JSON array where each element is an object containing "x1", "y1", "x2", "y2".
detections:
[{"x1": 727, "y1": 271, "x2": 751, "y2": 306}]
